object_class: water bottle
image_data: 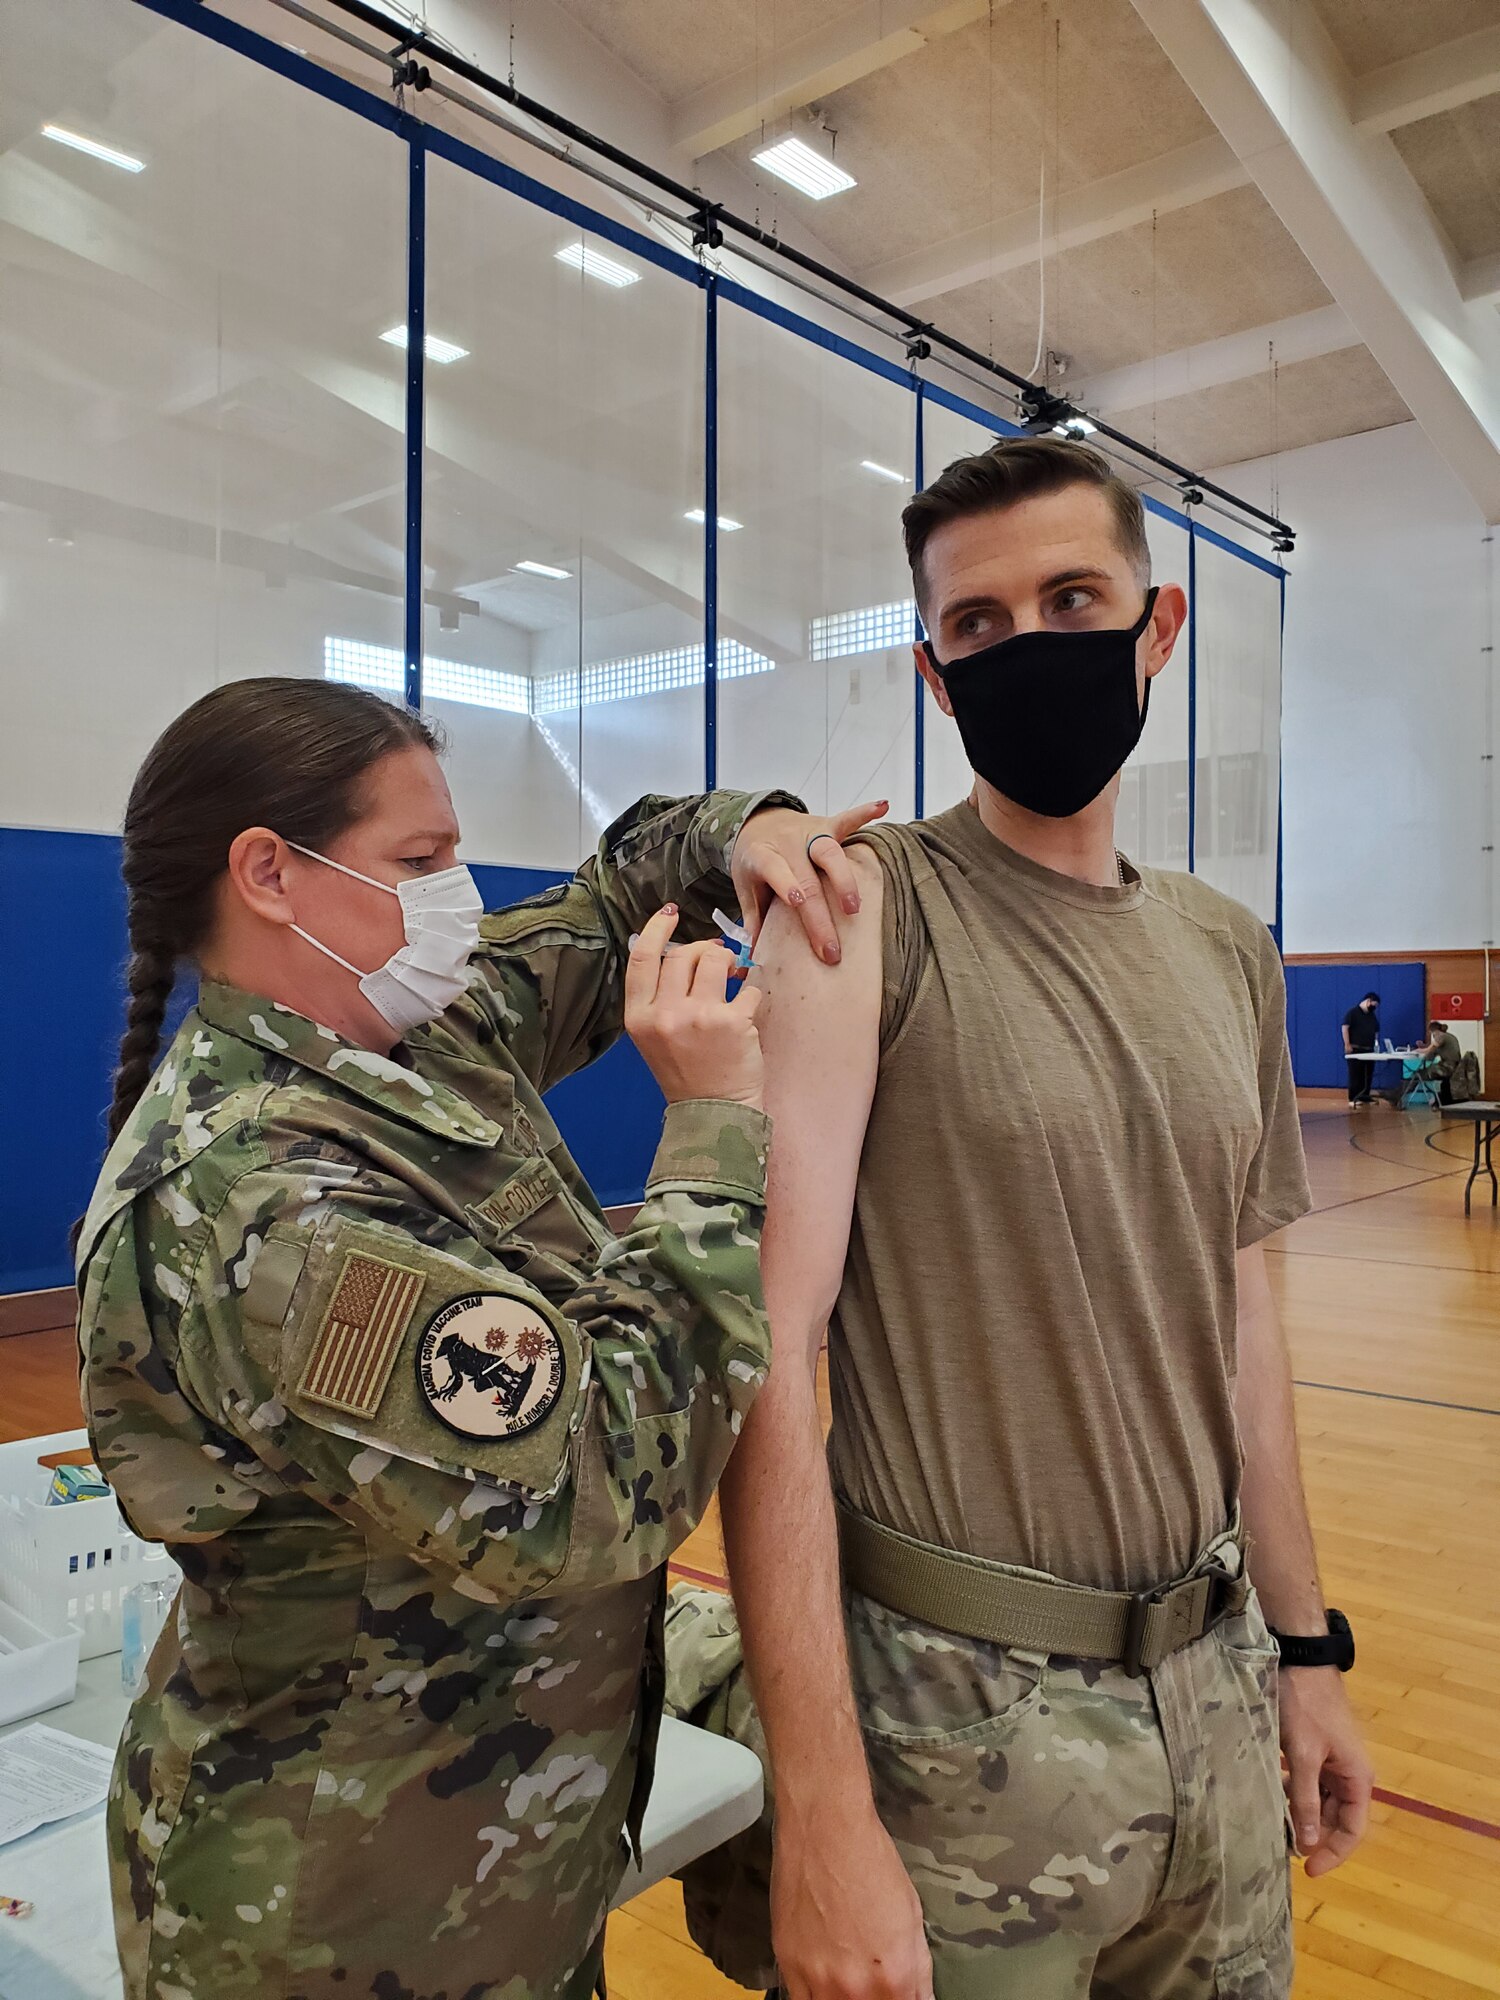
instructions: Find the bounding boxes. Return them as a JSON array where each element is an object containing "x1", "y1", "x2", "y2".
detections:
[{"x1": 120, "y1": 1577, "x2": 175, "y2": 1696}]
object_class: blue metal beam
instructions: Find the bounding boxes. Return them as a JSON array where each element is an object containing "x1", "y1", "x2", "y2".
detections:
[
  {"x1": 1187, "y1": 525, "x2": 1198, "y2": 875},
  {"x1": 704, "y1": 281, "x2": 719, "y2": 790},
  {"x1": 404, "y1": 138, "x2": 426, "y2": 712},
  {"x1": 914, "y1": 384, "x2": 926, "y2": 821}
]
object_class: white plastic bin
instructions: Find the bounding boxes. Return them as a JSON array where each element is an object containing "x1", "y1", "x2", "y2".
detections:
[
  {"x1": 0, "y1": 1430, "x2": 177, "y2": 1660},
  {"x1": 0, "y1": 1599, "x2": 81, "y2": 1726}
]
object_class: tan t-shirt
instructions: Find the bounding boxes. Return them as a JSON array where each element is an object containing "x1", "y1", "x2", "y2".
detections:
[{"x1": 832, "y1": 804, "x2": 1311, "y2": 1593}]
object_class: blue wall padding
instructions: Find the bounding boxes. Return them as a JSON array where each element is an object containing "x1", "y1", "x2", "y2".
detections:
[
  {"x1": 1, "y1": 830, "x2": 661, "y2": 1295},
  {"x1": 3, "y1": 827, "x2": 133, "y2": 1293},
  {"x1": 1283, "y1": 961, "x2": 1426, "y2": 1087}
]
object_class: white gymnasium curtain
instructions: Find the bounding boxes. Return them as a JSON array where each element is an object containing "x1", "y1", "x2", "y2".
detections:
[
  {"x1": 1118, "y1": 504, "x2": 1193, "y2": 872},
  {"x1": 1192, "y1": 533, "x2": 1283, "y2": 923}
]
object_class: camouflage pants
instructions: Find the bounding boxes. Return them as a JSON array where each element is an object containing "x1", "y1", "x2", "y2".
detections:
[{"x1": 851, "y1": 1531, "x2": 1292, "y2": 1998}]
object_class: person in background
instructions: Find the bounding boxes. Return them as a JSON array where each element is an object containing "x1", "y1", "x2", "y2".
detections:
[
  {"x1": 1342, "y1": 990, "x2": 1380, "y2": 1105},
  {"x1": 74, "y1": 676, "x2": 880, "y2": 2000},
  {"x1": 1415, "y1": 1018, "x2": 1463, "y2": 1103}
]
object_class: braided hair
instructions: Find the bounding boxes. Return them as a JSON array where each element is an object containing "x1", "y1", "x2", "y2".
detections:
[{"x1": 105, "y1": 677, "x2": 439, "y2": 1148}]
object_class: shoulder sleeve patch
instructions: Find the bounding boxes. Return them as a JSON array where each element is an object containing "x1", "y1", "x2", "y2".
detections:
[
  {"x1": 299, "y1": 1249, "x2": 425, "y2": 1417},
  {"x1": 268, "y1": 1216, "x2": 585, "y2": 1500},
  {"x1": 416, "y1": 1293, "x2": 567, "y2": 1441}
]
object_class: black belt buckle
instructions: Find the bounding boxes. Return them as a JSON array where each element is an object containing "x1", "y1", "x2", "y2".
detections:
[
  {"x1": 1123, "y1": 1565, "x2": 1236, "y2": 1676},
  {"x1": 1121, "y1": 1585, "x2": 1166, "y2": 1678}
]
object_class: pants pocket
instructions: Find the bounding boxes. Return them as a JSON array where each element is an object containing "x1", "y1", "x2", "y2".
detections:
[
  {"x1": 1214, "y1": 1901, "x2": 1293, "y2": 1998},
  {"x1": 849, "y1": 1592, "x2": 1046, "y2": 1748},
  {"x1": 855, "y1": 1638, "x2": 1174, "y2": 1983}
]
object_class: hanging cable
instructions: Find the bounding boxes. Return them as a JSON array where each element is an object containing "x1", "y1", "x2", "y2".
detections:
[
  {"x1": 1270, "y1": 338, "x2": 1281, "y2": 524},
  {"x1": 1049, "y1": 10, "x2": 1061, "y2": 385},
  {"x1": 1027, "y1": 156, "x2": 1046, "y2": 380},
  {"x1": 1160, "y1": 210, "x2": 1168, "y2": 460},
  {"x1": 987, "y1": 0, "x2": 997, "y2": 361}
]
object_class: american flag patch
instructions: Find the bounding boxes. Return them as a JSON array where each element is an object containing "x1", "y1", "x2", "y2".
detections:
[{"x1": 299, "y1": 1252, "x2": 425, "y2": 1418}]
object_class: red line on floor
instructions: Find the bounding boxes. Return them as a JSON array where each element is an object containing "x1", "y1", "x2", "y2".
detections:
[
  {"x1": 1372, "y1": 1786, "x2": 1500, "y2": 1841},
  {"x1": 667, "y1": 1559, "x2": 730, "y2": 1592}
]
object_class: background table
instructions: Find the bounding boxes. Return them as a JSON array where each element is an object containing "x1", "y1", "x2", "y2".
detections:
[
  {"x1": 1344, "y1": 1050, "x2": 1424, "y2": 1102},
  {"x1": 1440, "y1": 1101, "x2": 1500, "y2": 1214},
  {"x1": 0, "y1": 1652, "x2": 762, "y2": 1998}
]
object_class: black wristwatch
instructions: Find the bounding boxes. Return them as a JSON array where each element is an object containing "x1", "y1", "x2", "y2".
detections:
[{"x1": 1269, "y1": 1609, "x2": 1355, "y2": 1671}]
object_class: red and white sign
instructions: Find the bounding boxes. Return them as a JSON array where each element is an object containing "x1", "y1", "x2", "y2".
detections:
[{"x1": 1433, "y1": 991, "x2": 1485, "y2": 1020}]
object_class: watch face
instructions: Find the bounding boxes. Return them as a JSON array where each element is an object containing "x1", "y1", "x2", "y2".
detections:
[{"x1": 1328, "y1": 1609, "x2": 1355, "y2": 1670}]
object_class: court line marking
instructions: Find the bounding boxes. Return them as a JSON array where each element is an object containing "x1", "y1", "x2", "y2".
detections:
[
  {"x1": 665, "y1": 1566, "x2": 1500, "y2": 1844},
  {"x1": 1422, "y1": 1132, "x2": 1476, "y2": 1164},
  {"x1": 1344, "y1": 1129, "x2": 1468, "y2": 1179},
  {"x1": 668, "y1": 1559, "x2": 731, "y2": 1592},
  {"x1": 1267, "y1": 1244, "x2": 1500, "y2": 1278},
  {"x1": 1304, "y1": 1170, "x2": 1469, "y2": 1219},
  {"x1": 1293, "y1": 1378, "x2": 1500, "y2": 1418},
  {"x1": 1371, "y1": 1787, "x2": 1500, "y2": 1843}
]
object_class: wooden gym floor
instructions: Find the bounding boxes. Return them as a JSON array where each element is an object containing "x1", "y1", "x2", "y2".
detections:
[{"x1": 6, "y1": 1095, "x2": 1497, "y2": 1997}]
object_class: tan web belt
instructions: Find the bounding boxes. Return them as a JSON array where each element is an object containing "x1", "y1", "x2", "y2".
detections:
[{"x1": 837, "y1": 1503, "x2": 1247, "y2": 1678}]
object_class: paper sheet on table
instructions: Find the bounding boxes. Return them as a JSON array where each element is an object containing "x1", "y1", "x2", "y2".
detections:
[
  {"x1": 0, "y1": 1811, "x2": 122, "y2": 2000},
  {"x1": 0, "y1": 1726, "x2": 114, "y2": 1847}
]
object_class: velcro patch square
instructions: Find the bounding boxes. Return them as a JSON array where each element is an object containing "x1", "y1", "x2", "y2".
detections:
[{"x1": 299, "y1": 1251, "x2": 425, "y2": 1417}]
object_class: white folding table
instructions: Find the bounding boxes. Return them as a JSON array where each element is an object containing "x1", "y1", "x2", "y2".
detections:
[
  {"x1": 0, "y1": 1643, "x2": 760, "y2": 1998},
  {"x1": 1343, "y1": 1049, "x2": 1424, "y2": 1100}
]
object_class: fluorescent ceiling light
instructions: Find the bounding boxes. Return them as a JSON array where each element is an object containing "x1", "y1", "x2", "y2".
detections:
[
  {"x1": 684, "y1": 508, "x2": 743, "y2": 532},
  {"x1": 514, "y1": 560, "x2": 572, "y2": 580},
  {"x1": 861, "y1": 459, "x2": 907, "y2": 484},
  {"x1": 555, "y1": 242, "x2": 640, "y2": 288},
  {"x1": 751, "y1": 135, "x2": 856, "y2": 200},
  {"x1": 41, "y1": 125, "x2": 144, "y2": 173},
  {"x1": 380, "y1": 326, "x2": 469, "y2": 363},
  {"x1": 1052, "y1": 414, "x2": 1098, "y2": 437}
]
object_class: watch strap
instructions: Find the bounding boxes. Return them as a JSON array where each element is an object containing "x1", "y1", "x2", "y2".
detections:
[{"x1": 1270, "y1": 1609, "x2": 1355, "y2": 1671}]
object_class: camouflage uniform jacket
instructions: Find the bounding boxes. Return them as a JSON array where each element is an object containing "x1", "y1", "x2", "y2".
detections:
[{"x1": 75, "y1": 790, "x2": 787, "y2": 2000}]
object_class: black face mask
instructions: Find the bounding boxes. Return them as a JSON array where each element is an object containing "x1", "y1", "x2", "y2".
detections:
[{"x1": 924, "y1": 588, "x2": 1158, "y2": 819}]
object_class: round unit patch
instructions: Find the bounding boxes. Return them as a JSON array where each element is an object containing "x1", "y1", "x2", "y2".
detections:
[{"x1": 416, "y1": 1293, "x2": 567, "y2": 1441}]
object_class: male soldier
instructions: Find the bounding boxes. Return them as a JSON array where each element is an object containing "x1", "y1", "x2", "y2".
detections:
[{"x1": 718, "y1": 439, "x2": 1373, "y2": 1999}]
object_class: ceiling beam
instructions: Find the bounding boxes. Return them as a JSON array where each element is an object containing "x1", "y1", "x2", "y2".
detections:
[
  {"x1": 669, "y1": 0, "x2": 995, "y2": 160},
  {"x1": 1462, "y1": 250, "x2": 1500, "y2": 309},
  {"x1": 0, "y1": 466, "x2": 483, "y2": 612},
  {"x1": 857, "y1": 23, "x2": 1500, "y2": 308},
  {"x1": 1076, "y1": 241, "x2": 1500, "y2": 415},
  {"x1": 864, "y1": 134, "x2": 1244, "y2": 306},
  {"x1": 1352, "y1": 22, "x2": 1500, "y2": 133},
  {"x1": 1073, "y1": 302, "x2": 1360, "y2": 417},
  {"x1": 1129, "y1": 0, "x2": 1500, "y2": 520}
]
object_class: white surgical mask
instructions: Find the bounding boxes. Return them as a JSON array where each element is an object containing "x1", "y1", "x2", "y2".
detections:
[{"x1": 286, "y1": 842, "x2": 484, "y2": 1036}]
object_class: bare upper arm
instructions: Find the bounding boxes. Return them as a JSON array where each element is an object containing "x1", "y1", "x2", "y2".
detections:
[
  {"x1": 755, "y1": 845, "x2": 884, "y2": 1362},
  {"x1": 1235, "y1": 1241, "x2": 1276, "y2": 1338},
  {"x1": 1233, "y1": 1240, "x2": 1285, "y2": 1412}
]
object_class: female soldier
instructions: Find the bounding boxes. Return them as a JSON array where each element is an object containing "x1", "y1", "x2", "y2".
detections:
[{"x1": 76, "y1": 677, "x2": 876, "y2": 2000}]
